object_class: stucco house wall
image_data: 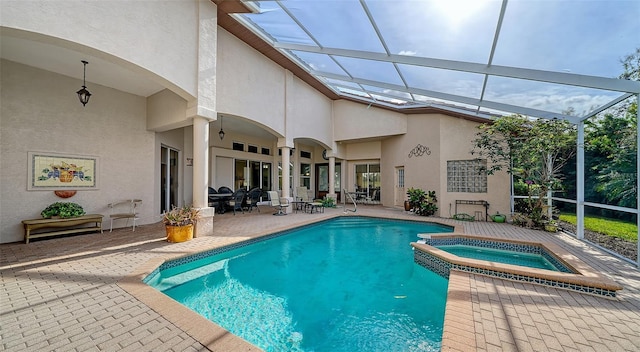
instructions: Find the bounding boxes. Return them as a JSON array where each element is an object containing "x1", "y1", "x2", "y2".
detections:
[
  {"x1": 380, "y1": 114, "x2": 510, "y2": 218},
  {"x1": 216, "y1": 28, "x2": 286, "y2": 137},
  {"x1": 1, "y1": 0, "x2": 199, "y2": 99},
  {"x1": 0, "y1": 60, "x2": 156, "y2": 243},
  {"x1": 333, "y1": 101, "x2": 406, "y2": 143},
  {"x1": 438, "y1": 116, "x2": 511, "y2": 218}
]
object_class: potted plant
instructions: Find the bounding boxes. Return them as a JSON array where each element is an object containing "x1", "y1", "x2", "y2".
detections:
[
  {"x1": 490, "y1": 212, "x2": 506, "y2": 223},
  {"x1": 41, "y1": 202, "x2": 85, "y2": 219},
  {"x1": 406, "y1": 188, "x2": 438, "y2": 216},
  {"x1": 321, "y1": 197, "x2": 336, "y2": 208},
  {"x1": 162, "y1": 205, "x2": 200, "y2": 243}
]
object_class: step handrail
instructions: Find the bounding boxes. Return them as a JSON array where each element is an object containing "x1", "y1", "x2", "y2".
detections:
[{"x1": 343, "y1": 189, "x2": 357, "y2": 213}]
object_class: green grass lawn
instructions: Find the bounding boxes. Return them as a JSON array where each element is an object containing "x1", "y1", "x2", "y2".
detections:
[{"x1": 559, "y1": 214, "x2": 638, "y2": 243}]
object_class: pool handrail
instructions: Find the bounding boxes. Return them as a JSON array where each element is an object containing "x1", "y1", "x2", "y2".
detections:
[{"x1": 343, "y1": 188, "x2": 357, "y2": 213}]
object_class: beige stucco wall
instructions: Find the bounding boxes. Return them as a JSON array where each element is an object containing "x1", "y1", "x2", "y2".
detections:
[
  {"x1": 216, "y1": 28, "x2": 286, "y2": 137},
  {"x1": 438, "y1": 116, "x2": 511, "y2": 217},
  {"x1": 0, "y1": 60, "x2": 157, "y2": 243},
  {"x1": 147, "y1": 89, "x2": 190, "y2": 132},
  {"x1": 286, "y1": 72, "x2": 334, "y2": 148},
  {"x1": 381, "y1": 114, "x2": 441, "y2": 210},
  {"x1": 0, "y1": 0, "x2": 200, "y2": 98},
  {"x1": 333, "y1": 101, "x2": 406, "y2": 142},
  {"x1": 380, "y1": 114, "x2": 510, "y2": 217}
]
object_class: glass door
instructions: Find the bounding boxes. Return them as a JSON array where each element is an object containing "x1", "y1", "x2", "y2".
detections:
[
  {"x1": 160, "y1": 145, "x2": 179, "y2": 213},
  {"x1": 316, "y1": 163, "x2": 341, "y2": 200},
  {"x1": 355, "y1": 163, "x2": 380, "y2": 202}
]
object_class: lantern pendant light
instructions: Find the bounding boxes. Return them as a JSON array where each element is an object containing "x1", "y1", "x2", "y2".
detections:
[
  {"x1": 76, "y1": 60, "x2": 91, "y2": 106},
  {"x1": 218, "y1": 116, "x2": 225, "y2": 140}
]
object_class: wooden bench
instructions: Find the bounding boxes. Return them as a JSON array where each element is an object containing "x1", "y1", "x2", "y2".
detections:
[{"x1": 22, "y1": 214, "x2": 103, "y2": 244}]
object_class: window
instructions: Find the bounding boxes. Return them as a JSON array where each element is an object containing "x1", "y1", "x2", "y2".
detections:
[
  {"x1": 261, "y1": 147, "x2": 270, "y2": 156},
  {"x1": 300, "y1": 163, "x2": 311, "y2": 188},
  {"x1": 397, "y1": 167, "x2": 404, "y2": 188},
  {"x1": 300, "y1": 150, "x2": 311, "y2": 159},
  {"x1": 278, "y1": 162, "x2": 293, "y2": 191},
  {"x1": 447, "y1": 159, "x2": 487, "y2": 193},
  {"x1": 232, "y1": 142, "x2": 244, "y2": 151},
  {"x1": 248, "y1": 145, "x2": 258, "y2": 153}
]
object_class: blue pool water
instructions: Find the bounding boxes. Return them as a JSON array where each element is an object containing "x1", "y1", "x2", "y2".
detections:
[
  {"x1": 150, "y1": 217, "x2": 452, "y2": 351},
  {"x1": 436, "y1": 245, "x2": 561, "y2": 271}
]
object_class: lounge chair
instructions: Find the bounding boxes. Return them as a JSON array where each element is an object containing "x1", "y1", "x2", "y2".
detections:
[{"x1": 267, "y1": 191, "x2": 290, "y2": 216}]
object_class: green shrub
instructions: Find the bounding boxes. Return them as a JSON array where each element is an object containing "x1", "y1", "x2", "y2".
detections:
[
  {"x1": 41, "y1": 202, "x2": 86, "y2": 219},
  {"x1": 321, "y1": 197, "x2": 336, "y2": 208},
  {"x1": 406, "y1": 188, "x2": 438, "y2": 216}
]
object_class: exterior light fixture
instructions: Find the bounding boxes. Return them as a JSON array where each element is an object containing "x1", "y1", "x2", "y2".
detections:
[
  {"x1": 76, "y1": 60, "x2": 91, "y2": 106},
  {"x1": 218, "y1": 116, "x2": 225, "y2": 140}
]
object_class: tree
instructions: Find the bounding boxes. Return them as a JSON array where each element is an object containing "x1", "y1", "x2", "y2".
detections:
[
  {"x1": 584, "y1": 47, "x2": 639, "y2": 209},
  {"x1": 472, "y1": 114, "x2": 576, "y2": 227}
]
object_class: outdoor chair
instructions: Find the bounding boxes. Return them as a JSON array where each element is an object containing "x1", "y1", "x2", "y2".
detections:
[
  {"x1": 365, "y1": 189, "x2": 379, "y2": 205},
  {"x1": 208, "y1": 187, "x2": 219, "y2": 206},
  {"x1": 267, "y1": 190, "x2": 290, "y2": 216},
  {"x1": 218, "y1": 186, "x2": 233, "y2": 195},
  {"x1": 226, "y1": 189, "x2": 246, "y2": 215},
  {"x1": 245, "y1": 187, "x2": 262, "y2": 212},
  {"x1": 107, "y1": 199, "x2": 141, "y2": 232}
]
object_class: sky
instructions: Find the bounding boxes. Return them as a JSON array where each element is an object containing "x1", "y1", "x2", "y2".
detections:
[{"x1": 240, "y1": 0, "x2": 640, "y2": 118}]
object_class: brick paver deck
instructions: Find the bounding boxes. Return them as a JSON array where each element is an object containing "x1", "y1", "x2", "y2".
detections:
[{"x1": 1, "y1": 206, "x2": 639, "y2": 351}]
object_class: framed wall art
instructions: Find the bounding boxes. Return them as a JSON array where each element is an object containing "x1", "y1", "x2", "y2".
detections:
[{"x1": 28, "y1": 152, "x2": 99, "y2": 190}]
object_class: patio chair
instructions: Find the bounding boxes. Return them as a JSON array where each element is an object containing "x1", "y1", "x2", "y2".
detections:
[
  {"x1": 365, "y1": 189, "x2": 379, "y2": 205},
  {"x1": 245, "y1": 187, "x2": 262, "y2": 212},
  {"x1": 218, "y1": 186, "x2": 233, "y2": 195},
  {"x1": 296, "y1": 186, "x2": 311, "y2": 203},
  {"x1": 208, "y1": 187, "x2": 218, "y2": 205},
  {"x1": 226, "y1": 189, "x2": 246, "y2": 215},
  {"x1": 267, "y1": 190, "x2": 290, "y2": 216},
  {"x1": 107, "y1": 199, "x2": 141, "y2": 232}
]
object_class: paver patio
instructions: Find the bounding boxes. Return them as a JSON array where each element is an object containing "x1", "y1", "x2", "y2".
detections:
[{"x1": 1, "y1": 206, "x2": 639, "y2": 351}]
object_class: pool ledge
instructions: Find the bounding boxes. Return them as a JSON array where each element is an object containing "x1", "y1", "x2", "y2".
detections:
[{"x1": 412, "y1": 234, "x2": 623, "y2": 298}]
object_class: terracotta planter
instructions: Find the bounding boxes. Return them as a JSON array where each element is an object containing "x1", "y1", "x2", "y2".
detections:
[
  {"x1": 165, "y1": 224, "x2": 194, "y2": 243},
  {"x1": 404, "y1": 200, "x2": 411, "y2": 211}
]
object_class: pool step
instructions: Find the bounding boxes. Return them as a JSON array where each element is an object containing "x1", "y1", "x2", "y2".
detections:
[{"x1": 155, "y1": 259, "x2": 228, "y2": 291}]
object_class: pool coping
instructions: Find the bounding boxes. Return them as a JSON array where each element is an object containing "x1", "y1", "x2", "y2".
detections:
[{"x1": 411, "y1": 233, "x2": 623, "y2": 298}]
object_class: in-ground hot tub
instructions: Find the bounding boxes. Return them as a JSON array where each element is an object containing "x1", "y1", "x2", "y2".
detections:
[{"x1": 412, "y1": 234, "x2": 623, "y2": 298}]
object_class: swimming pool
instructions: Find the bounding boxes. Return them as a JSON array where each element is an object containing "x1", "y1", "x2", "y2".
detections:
[{"x1": 146, "y1": 217, "x2": 454, "y2": 351}]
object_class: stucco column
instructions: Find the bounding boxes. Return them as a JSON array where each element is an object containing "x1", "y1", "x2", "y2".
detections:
[
  {"x1": 281, "y1": 147, "x2": 291, "y2": 198},
  {"x1": 193, "y1": 115, "x2": 209, "y2": 208},
  {"x1": 328, "y1": 156, "x2": 336, "y2": 197}
]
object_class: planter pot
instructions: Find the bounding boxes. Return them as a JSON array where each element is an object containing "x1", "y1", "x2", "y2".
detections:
[
  {"x1": 165, "y1": 224, "x2": 194, "y2": 243},
  {"x1": 490, "y1": 214, "x2": 506, "y2": 223},
  {"x1": 404, "y1": 200, "x2": 411, "y2": 211}
]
